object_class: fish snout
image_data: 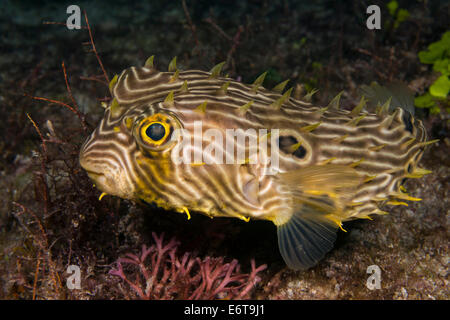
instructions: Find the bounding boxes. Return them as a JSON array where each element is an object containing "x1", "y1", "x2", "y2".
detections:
[{"x1": 79, "y1": 143, "x2": 135, "y2": 199}]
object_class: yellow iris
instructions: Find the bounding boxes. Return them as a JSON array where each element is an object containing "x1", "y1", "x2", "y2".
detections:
[{"x1": 139, "y1": 114, "x2": 172, "y2": 146}]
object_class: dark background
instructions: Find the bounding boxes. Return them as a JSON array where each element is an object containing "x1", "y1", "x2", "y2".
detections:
[{"x1": 0, "y1": 0, "x2": 448, "y2": 300}]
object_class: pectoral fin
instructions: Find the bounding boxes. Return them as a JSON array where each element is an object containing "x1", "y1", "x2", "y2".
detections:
[
  {"x1": 277, "y1": 202, "x2": 338, "y2": 270},
  {"x1": 278, "y1": 164, "x2": 362, "y2": 213},
  {"x1": 274, "y1": 164, "x2": 362, "y2": 270}
]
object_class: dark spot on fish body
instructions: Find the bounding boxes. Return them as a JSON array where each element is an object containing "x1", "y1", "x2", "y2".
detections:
[
  {"x1": 277, "y1": 135, "x2": 307, "y2": 159},
  {"x1": 293, "y1": 145, "x2": 307, "y2": 158},
  {"x1": 407, "y1": 163, "x2": 413, "y2": 173},
  {"x1": 402, "y1": 111, "x2": 413, "y2": 134},
  {"x1": 278, "y1": 135, "x2": 298, "y2": 150}
]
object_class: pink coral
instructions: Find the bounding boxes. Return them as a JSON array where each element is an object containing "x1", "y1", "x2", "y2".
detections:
[{"x1": 109, "y1": 233, "x2": 267, "y2": 300}]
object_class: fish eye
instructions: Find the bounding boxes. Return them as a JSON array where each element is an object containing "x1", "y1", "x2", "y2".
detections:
[
  {"x1": 140, "y1": 119, "x2": 171, "y2": 146},
  {"x1": 134, "y1": 112, "x2": 180, "y2": 151},
  {"x1": 144, "y1": 122, "x2": 166, "y2": 142}
]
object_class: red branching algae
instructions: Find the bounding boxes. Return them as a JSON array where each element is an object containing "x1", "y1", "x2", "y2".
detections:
[{"x1": 109, "y1": 233, "x2": 267, "y2": 300}]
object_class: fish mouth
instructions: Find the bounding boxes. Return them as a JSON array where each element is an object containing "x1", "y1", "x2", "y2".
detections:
[
  {"x1": 79, "y1": 157, "x2": 106, "y2": 183},
  {"x1": 85, "y1": 170, "x2": 104, "y2": 179},
  {"x1": 83, "y1": 167, "x2": 115, "y2": 195},
  {"x1": 79, "y1": 158, "x2": 135, "y2": 199},
  {"x1": 81, "y1": 164, "x2": 105, "y2": 183},
  {"x1": 79, "y1": 150, "x2": 136, "y2": 199},
  {"x1": 79, "y1": 153, "x2": 103, "y2": 176}
]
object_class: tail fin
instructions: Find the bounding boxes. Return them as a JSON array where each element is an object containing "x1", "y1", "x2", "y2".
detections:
[{"x1": 359, "y1": 82, "x2": 415, "y2": 115}]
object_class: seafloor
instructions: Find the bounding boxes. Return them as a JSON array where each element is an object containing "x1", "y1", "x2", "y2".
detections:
[{"x1": 0, "y1": 0, "x2": 448, "y2": 299}]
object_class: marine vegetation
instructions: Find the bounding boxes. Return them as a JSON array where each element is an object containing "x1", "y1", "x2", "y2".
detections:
[
  {"x1": 414, "y1": 31, "x2": 450, "y2": 114},
  {"x1": 109, "y1": 232, "x2": 266, "y2": 299}
]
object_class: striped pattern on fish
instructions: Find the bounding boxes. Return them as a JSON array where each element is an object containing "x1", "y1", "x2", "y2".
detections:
[{"x1": 79, "y1": 58, "x2": 434, "y2": 270}]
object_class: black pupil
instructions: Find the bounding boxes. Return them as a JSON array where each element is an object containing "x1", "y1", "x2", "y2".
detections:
[{"x1": 146, "y1": 123, "x2": 165, "y2": 141}]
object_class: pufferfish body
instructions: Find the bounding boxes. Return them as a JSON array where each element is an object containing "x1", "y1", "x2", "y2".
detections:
[{"x1": 79, "y1": 58, "x2": 435, "y2": 270}]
